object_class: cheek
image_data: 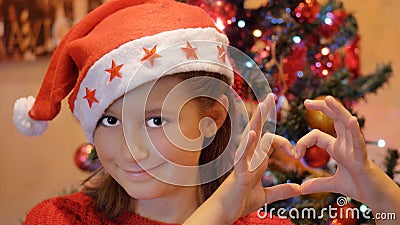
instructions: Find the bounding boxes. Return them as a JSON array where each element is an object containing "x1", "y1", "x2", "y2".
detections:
[
  {"x1": 93, "y1": 128, "x2": 121, "y2": 163},
  {"x1": 149, "y1": 131, "x2": 201, "y2": 166}
]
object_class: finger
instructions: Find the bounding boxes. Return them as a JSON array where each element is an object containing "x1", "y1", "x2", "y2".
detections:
[
  {"x1": 295, "y1": 129, "x2": 335, "y2": 159},
  {"x1": 325, "y1": 96, "x2": 354, "y2": 141},
  {"x1": 304, "y1": 98, "x2": 346, "y2": 140},
  {"x1": 271, "y1": 134, "x2": 294, "y2": 157},
  {"x1": 238, "y1": 94, "x2": 275, "y2": 171},
  {"x1": 304, "y1": 96, "x2": 351, "y2": 140},
  {"x1": 249, "y1": 102, "x2": 263, "y2": 136},
  {"x1": 246, "y1": 94, "x2": 274, "y2": 145},
  {"x1": 325, "y1": 96, "x2": 353, "y2": 126},
  {"x1": 304, "y1": 99, "x2": 337, "y2": 120},
  {"x1": 300, "y1": 177, "x2": 336, "y2": 195},
  {"x1": 345, "y1": 121, "x2": 354, "y2": 155},
  {"x1": 235, "y1": 130, "x2": 256, "y2": 172},
  {"x1": 249, "y1": 132, "x2": 273, "y2": 171},
  {"x1": 235, "y1": 103, "x2": 261, "y2": 164},
  {"x1": 261, "y1": 93, "x2": 276, "y2": 126},
  {"x1": 241, "y1": 103, "x2": 260, "y2": 140},
  {"x1": 265, "y1": 183, "x2": 301, "y2": 204},
  {"x1": 349, "y1": 116, "x2": 367, "y2": 162},
  {"x1": 254, "y1": 93, "x2": 275, "y2": 140}
]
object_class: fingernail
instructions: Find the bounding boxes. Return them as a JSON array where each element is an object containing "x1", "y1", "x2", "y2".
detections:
[
  {"x1": 304, "y1": 99, "x2": 311, "y2": 104},
  {"x1": 292, "y1": 148, "x2": 299, "y2": 159},
  {"x1": 289, "y1": 147, "x2": 296, "y2": 157}
]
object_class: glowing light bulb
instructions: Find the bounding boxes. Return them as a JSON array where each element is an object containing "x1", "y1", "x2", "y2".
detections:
[
  {"x1": 378, "y1": 139, "x2": 386, "y2": 148},
  {"x1": 292, "y1": 35, "x2": 301, "y2": 44},
  {"x1": 253, "y1": 29, "x2": 262, "y2": 38},
  {"x1": 321, "y1": 47, "x2": 330, "y2": 55},
  {"x1": 238, "y1": 20, "x2": 246, "y2": 28},
  {"x1": 322, "y1": 69, "x2": 329, "y2": 76},
  {"x1": 215, "y1": 17, "x2": 225, "y2": 30},
  {"x1": 245, "y1": 61, "x2": 253, "y2": 68},
  {"x1": 324, "y1": 17, "x2": 333, "y2": 25},
  {"x1": 297, "y1": 71, "x2": 304, "y2": 77},
  {"x1": 360, "y1": 204, "x2": 369, "y2": 213}
]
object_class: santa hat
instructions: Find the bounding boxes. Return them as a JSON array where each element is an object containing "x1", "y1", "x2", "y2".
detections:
[{"x1": 12, "y1": 0, "x2": 233, "y2": 143}]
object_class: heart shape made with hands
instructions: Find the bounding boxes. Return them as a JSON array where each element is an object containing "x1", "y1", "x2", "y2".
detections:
[{"x1": 249, "y1": 95, "x2": 371, "y2": 199}]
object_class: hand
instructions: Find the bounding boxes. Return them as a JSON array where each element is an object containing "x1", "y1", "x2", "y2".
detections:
[
  {"x1": 184, "y1": 93, "x2": 301, "y2": 225},
  {"x1": 295, "y1": 96, "x2": 400, "y2": 223}
]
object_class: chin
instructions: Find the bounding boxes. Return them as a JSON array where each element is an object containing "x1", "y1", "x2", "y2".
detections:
[{"x1": 122, "y1": 179, "x2": 173, "y2": 200}]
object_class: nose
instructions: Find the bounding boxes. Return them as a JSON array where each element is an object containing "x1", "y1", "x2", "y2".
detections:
[{"x1": 120, "y1": 134, "x2": 149, "y2": 163}]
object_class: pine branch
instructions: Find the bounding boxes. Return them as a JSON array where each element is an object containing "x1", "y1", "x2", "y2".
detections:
[
  {"x1": 384, "y1": 148, "x2": 399, "y2": 179},
  {"x1": 350, "y1": 64, "x2": 393, "y2": 100}
]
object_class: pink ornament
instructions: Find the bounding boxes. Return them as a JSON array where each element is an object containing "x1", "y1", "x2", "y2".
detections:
[{"x1": 74, "y1": 143, "x2": 101, "y2": 172}]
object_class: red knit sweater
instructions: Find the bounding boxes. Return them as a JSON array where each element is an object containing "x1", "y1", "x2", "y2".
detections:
[{"x1": 24, "y1": 192, "x2": 294, "y2": 225}]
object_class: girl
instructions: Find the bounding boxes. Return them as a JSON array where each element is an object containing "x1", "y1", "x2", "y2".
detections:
[{"x1": 13, "y1": 0, "x2": 399, "y2": 224}]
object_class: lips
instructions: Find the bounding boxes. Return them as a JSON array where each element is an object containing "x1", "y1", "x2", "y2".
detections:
[
  {"x1": 124, "y1": 163, "x2": 161, "y2": 173},
  {"x1": 122, "y1": 163, "x2": 165, "y2": 180}
]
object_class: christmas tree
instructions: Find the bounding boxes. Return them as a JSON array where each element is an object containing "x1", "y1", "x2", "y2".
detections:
[{"x1": 185, "y1": 0, "x2": 398, "y2": 224}]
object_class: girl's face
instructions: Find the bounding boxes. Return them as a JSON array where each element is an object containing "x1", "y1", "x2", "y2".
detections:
[{"x1": 93, "y1": 76, "x2": 207, "y2": 199}]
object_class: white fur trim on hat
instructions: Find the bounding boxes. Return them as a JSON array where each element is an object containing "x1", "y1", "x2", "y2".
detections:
[
  {"x1": 73, "y1": 27, "x2": 233, "y2": 143},
  {"x1": 13, "y1": 96, "x2": 49, "y2": 136}
]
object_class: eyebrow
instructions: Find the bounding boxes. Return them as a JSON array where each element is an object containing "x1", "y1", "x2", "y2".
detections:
[
  {"x1": 145, "y1": 107, "x2": 174, "y2": 115},
  {"x1": 103, "y1": 108, "x2": 121, "y2": 116}
]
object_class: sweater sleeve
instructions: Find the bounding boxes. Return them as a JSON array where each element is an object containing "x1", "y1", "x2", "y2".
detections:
[
  {"x1": 233, "y1": 211, "x2": 295, "y2": 225},
  {"x1": 24, "y1": 192, "x2": 98, "y2": 225}
]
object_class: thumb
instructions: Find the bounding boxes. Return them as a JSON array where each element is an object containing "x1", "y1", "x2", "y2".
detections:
[
  {"x1": 300, "y1": 177, "x2": 336, "y2": 195},
  {"x1": 264, "y1": 183, "x2": 301, "y2": 204}
]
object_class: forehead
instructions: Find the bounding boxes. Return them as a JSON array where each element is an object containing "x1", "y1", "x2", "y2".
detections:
[{"x1": 106, "y1": 76, "x2": 190, "y2": 113}]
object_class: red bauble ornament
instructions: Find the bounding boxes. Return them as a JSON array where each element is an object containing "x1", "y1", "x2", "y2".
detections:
[
  {"x1": 328, "y1": 202, "x2": 358, "y2": 225},
  {"x1": 303, "y1": 146, "x2": 330, "y2": 168},
  {"x1": 74, "y1": 143, "x2": 101, "y2": 172}
]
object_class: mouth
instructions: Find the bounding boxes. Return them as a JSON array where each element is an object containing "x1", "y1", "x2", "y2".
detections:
[{"x1": 123, "y1": 163, "x2": 165, "y2": 176}]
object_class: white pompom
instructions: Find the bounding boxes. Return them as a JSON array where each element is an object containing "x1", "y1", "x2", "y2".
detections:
[{"x1": 12, "y1": 96, "x2": 49, "y2": 136}]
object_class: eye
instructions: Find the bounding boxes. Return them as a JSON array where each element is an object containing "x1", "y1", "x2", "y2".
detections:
[
  {"x1": 146, "y1": 117, "x2": 167, "y2": 128},
  {"x1": 100, "y1": 116, "x2": 121, "y2": 127}
]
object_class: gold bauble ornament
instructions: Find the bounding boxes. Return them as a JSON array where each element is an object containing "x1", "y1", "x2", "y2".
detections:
[{"x1": 305, "y1": 95, "x2": 341, "y2": 136}]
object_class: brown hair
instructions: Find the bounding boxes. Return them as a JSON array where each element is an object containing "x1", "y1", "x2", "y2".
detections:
[{"x1": 83, "y1": 71, "x2": 236, "y2": 220}]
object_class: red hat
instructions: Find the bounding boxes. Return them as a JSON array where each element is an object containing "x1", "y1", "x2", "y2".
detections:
[{"x1": 12, "y1": 0, "x2": 233, "y2": 143}]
